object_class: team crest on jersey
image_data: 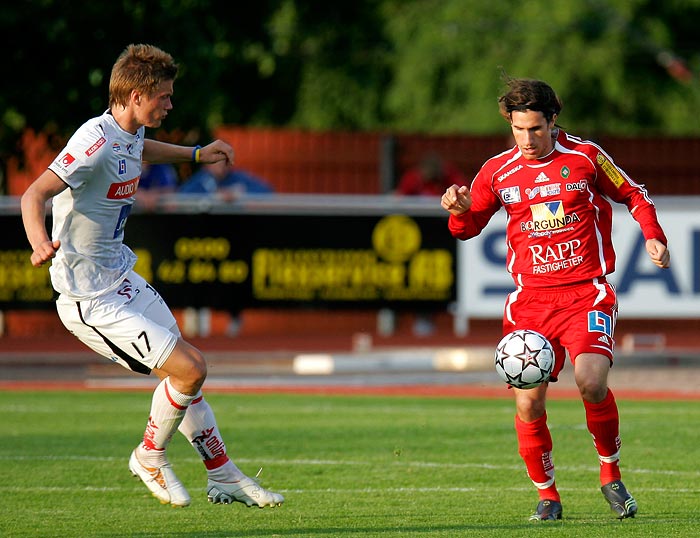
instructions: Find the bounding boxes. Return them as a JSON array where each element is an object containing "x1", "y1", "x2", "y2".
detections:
[
  {"x1": 499, "y1": 186, "x2": 521, "y2": 204},
  {"x1": 520, "y1": 200, "x2": 581, "y2": 232},
  {"x1": 112, "y1": 142, "x2": 122, "y2": 153},
  {"x1": 560, "y1": 166, "x2": 570, "y2": 178},
  {"x1": 596, "y1": 153, "x2": 625, "y2": 188}
]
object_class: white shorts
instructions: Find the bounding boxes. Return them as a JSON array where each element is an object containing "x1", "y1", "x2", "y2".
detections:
[{"x1": 56, "y1": 271, "x2": 180, "y2": 375}]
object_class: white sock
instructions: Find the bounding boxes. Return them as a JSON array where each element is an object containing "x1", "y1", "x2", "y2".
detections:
[
  {"x1": 138, "y1": 377, "x2": 195, "y2": 467},
  {"x1": 177, "y1": 393, "x2": 245, "y2": 481}
]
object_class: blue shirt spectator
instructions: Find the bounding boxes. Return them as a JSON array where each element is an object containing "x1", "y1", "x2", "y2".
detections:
[
  {"x1": 179, "y1": 161, "x2": 273, "y2": 195},
  {"x1": 139, "y1": 163, "x2": 179, "y2": 191}
]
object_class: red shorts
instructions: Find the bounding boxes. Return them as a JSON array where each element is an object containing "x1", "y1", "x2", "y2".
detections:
[{"x1": 503, "y1": 278, "x2": 617, "y2": 382}]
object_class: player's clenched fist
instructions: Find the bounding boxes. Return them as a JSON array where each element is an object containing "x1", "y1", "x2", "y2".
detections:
[
  {"x1": 646, "y1": 238, "x2": 671, "y2": 269},
  {"x1": 441, "y1": 184, "x2": 472, "y2": 216},
  {"x1": 30, "y1": 239, "x2": 61, "y2": 267}
]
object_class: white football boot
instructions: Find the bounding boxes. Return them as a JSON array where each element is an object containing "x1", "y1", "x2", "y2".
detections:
[
  {"x1": 207, "y1": 475, "x2": 284, "y2": 507},
  {"x1": 128, "y1": 449, "x2": 191, "y2": 507}
]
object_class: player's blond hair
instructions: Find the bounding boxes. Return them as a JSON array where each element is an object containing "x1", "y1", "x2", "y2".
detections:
[{"x1": 109, "y1": 44, "x2": 179, "y2": 109}]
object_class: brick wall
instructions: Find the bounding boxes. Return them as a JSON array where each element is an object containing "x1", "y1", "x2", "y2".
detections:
[
  {"x1": 7, "y1": 127, "x2": 700, "y2": 195},
  {"x1": 598, "y1": 136, "x2": 700, "y2": 195},
  {"x1": 214, "y1": 127, "x2": 383, "y2": 194}
]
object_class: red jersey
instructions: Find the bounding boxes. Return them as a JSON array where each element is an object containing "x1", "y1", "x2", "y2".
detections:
[{"x1": 448, "y1": 130, "x2": 667, "y2": 288}]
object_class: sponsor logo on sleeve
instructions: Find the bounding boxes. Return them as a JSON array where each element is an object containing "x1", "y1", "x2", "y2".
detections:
[
  {"x1": 53, "y1": 152, "x2": 77, "y2": 174},
  {"x1": 85, "y1": 136, "x2": 106, "y2": 157},
  {"x1": 596, "y1": 153, "x2": 625, "y2": 188},
  {"x1": 59, "y1": 153, "x2": 75, "y2": 167},
  {"x1": 496, "y1": 164, "x2": 523, "y2": 182}
]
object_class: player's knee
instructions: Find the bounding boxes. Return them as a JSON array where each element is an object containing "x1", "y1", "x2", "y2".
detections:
[
  {"x1": 184, "y1": 349, "x2": 207, "y2": 388},
  {"x1": 515, "y1": 399, "x2": 546, "y2": 423},
  {"x1": 176, "y1": 365, "x2": 206, "y2": 395},
  {"x1": 577, "y1": 378, "x2": 607, "y2": 403},
  {"x1": 162, "y1": 343, "x2": 208, "y2": 393}
]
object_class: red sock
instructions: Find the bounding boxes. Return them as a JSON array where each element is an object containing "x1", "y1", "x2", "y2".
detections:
[
  {"x1": 515, "y1": 413, "x2": 559, "y2": 502},
  {"x1": 584, "y1": 389, "x2": 622, "y2": 485}
]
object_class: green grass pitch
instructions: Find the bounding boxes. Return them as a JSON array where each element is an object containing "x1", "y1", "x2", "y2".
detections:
[{"x1": 1, "y1": 390, "x2": 699, "y2": 537}]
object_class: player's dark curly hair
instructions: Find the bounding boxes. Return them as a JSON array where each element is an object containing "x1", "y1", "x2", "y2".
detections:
[
  {"x1": 498, "y1": 76, "x2": 563, "y2": 124},
  {"x1": 109, "y1": 44, "x2": 179, "y2": 109}
]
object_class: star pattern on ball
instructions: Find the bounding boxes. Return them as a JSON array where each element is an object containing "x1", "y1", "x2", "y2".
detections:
[
  {"x1": 514, "y1": 340, "x2": 544, "y2": 370},
  {"x1": 494, "y1": 329, "x2": 554, "y2": 389}
]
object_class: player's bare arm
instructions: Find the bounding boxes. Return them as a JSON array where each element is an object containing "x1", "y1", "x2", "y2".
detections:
[
  {"x1": 441, "y1": 184, "x2": 472, "y2": 216},
  {"x1": 646, "y1": 238, "x2": 670, "y2": 269},
  {"x1": 143, "y1": 139, "x2": 235, "y2": 166},
  {"x1": 21, "y1": 169, "x2": 67, "y2": 267}
]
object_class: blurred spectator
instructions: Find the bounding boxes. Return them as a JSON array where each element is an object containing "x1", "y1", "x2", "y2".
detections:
[
  {"x1": 395, "y1": 152, "x2": 466, "y2": 336},
  {"x1": 396, "y1": 152, "x2": 466, "y2": 196},
  {"x1": 137, "y1": 162, "x2": 180, "y2": 211},
  {"x1": 139, "y1": 162, "x2": 179, "y2": 191},
  {"x1": 179, "y1": 160, "x2": 273, "y2": 199}
]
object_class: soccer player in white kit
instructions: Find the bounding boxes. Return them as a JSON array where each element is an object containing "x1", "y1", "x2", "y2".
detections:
[{"x1": 21, "y1": 44, "x2": 284, "y2": 509}]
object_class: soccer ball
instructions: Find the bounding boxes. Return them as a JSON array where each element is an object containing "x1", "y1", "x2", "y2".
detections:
[{"x1": 494, "y1": 329, "x2": 555, "y2": 389}]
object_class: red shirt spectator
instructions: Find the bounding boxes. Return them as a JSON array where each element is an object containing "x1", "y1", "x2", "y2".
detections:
[{"x1": 396, "y1": 152, "x2": 465, "y2": 195}]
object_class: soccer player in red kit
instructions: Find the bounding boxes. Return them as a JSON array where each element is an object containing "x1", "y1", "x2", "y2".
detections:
[{"x1": 441, "y1": 78, "x2": 670, "y2": 521}]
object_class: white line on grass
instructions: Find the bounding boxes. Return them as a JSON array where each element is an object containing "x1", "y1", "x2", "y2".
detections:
[
  {"x1": 2, "y1": 455, "x2": 699, "y2": 478},
  {"x1": 1, "y1": 485, "x2": 698, "y2": 495}
]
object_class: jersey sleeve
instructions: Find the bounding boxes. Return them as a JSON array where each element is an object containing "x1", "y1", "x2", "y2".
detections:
[
  {"x1": 593, "y1": 148, "x2": 668, "y2": 245},
  {"x1": 448, "y1": 168, "x2": 502, "y2": 240},
  {"x1": 48, "y1": 125, "x2": 103, "y2": 190}
]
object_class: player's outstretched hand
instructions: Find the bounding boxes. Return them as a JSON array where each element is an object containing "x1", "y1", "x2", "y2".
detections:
[
  {"x1": 441, "y1": 184, "x2": 472, "y2": 216},
  {"x1": 199, "y1": 140, "x2": 235, "y2": 166},
  {"x1": 31, "y1": 239, "x2": 61, "y2": 267},
  {"x1": 646, "y1": 239, "x2": 670, "y2": 269}
]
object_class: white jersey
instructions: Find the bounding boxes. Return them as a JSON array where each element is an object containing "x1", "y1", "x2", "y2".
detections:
[{"x1": 48, "y1": 111, "x2": 143, "y2": 300}]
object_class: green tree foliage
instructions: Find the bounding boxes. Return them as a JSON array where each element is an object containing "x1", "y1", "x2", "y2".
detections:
[
  {"x1": 3, "y1": 0, "x2": 700, "y2": 155},
  {"x1": 2, "y1": 0, "x2": 295, "y2": 139},
  {"x1": 377, "y1": 0, "x2": 700, "y2": 136}
]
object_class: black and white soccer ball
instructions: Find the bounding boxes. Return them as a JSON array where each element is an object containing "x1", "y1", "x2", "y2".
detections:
[{"x1": 494, "y1": 329, "x2": 555, "y2": 389}]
